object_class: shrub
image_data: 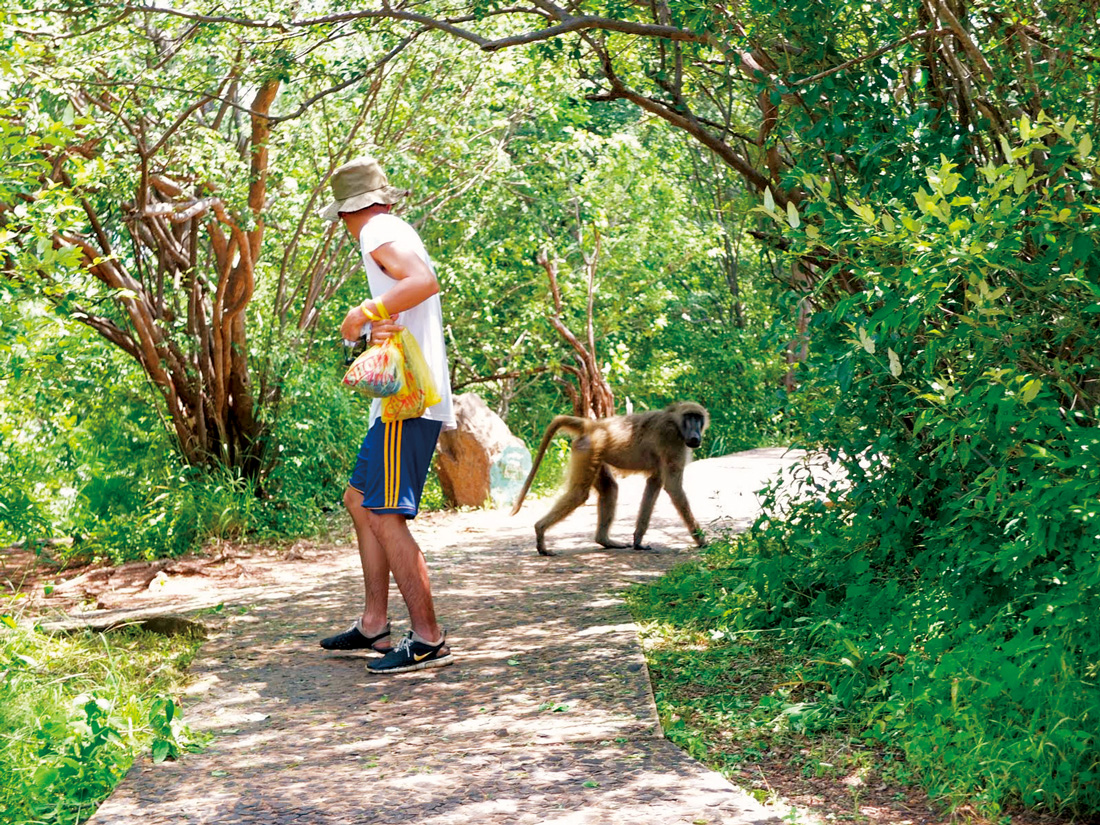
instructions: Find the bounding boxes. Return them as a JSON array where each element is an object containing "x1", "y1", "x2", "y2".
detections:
[
  {"x1": 728, "y1": 119, "x2": 1100, "y2": 814},
  {"x1": 0, "y1": 610, "x2": 201, "y2": 824}
]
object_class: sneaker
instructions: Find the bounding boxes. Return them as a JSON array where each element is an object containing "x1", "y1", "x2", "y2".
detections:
[
  {"x1": 319, "y1": 620, "x2": 391, "y2": 653},
  {"x1": 367, "y1": 630, "x2": 453, "y2": 674}
]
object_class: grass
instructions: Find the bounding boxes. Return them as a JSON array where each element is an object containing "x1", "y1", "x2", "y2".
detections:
[
  {"x1": 624, "y1": 558, "x2": 923, "y2": 823},
  {"x1": 0, "y1": 599, "x2": 204, "y2": 825}
]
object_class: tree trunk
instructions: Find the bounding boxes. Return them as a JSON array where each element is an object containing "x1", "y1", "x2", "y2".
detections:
[
  {"x1": 42, "y1": 78, "x2": 281, "y2": 474},
  {"x1": 537, "y1": 243, "x2": 616, "y2": 419}
]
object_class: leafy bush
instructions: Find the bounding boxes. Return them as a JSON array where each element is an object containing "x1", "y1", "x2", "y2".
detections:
[
  {"x1": 256, "y1": 359, "x2": 372, "y2": 533},
  {"x1": 0, "y1": 608, "x2": 201, "y2": 824},
  {"x1": 0, "y1": 326, "x2": 380, "y2": 561},
  {"x1": 74, "y1": 466, "x2": 257, "y2": 564},
  {"x1": 725, "y1": 120, "x2": 1100, "y2": 814}
]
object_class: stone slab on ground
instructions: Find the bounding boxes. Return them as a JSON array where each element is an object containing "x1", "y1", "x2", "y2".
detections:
[{"x1": 88, "y1": 448, "x2": 801, "y2": 825}]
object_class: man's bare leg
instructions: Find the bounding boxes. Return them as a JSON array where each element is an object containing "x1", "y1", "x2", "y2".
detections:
[
  {"x1": 363, "y1": 510, "x2": 442, "y2": 644},
  {"x1": 343, "y1": 486, "x2": 390, "y2": 640}
]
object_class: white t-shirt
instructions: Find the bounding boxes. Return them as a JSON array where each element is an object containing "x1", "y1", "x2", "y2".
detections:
[{"x1": 358, "y1": 213, "x2": 455, "y2": 430}]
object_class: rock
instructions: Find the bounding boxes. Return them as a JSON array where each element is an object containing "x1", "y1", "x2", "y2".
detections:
[{"x1": 436, "y1": 393, "x2": 532, "y2": 508}]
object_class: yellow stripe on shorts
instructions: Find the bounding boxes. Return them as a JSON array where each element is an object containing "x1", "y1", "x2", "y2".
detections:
[
  {"x1": 383, "y1": 420, "x2": 404, "y2": 508},
  {"x1": 384, "y1": 421, "x2": 393, "y2": 508},
  {"x1": 391, "y1": 420, "x2": 403, "y2": 507}
]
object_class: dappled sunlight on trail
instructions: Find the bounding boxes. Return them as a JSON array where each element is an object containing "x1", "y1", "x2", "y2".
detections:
[{"x1": 84, "y1": 449, "x2": 801, "y2": 825}]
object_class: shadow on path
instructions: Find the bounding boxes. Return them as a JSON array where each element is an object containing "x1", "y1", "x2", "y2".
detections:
[{"x1": 87, "y1": 448, "x2": 800, "y2": 825}]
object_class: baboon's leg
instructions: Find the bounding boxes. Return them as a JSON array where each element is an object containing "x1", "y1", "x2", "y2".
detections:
[
  {"x1": 594, "y1": 464, "x2": 628, "y2": 549},
  {"x1": 534, "y1": 451, "x2": 599, "y2": 556},
  {"x1": 632, "y1": 474, "x2": 663, "y2": 550},
  {"x1": 662, "y1": 467, "x2": 707, "y2": 547}
]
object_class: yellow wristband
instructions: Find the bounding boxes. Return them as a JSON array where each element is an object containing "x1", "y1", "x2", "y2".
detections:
[{"x1": 359, "y1": 299, "x2": 388, "y2": 322}]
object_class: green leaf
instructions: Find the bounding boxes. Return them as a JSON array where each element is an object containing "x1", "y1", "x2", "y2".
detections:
[
  {"x1": 914, "y1": 188, "x2": 931, "y2": 214},
  {"x1": 1021, "y1": 378, "x2": 1041, "y2": 403},
  {"x1": 32, "y1": 765, "x2": 59, "y2": 792},
  {"x1": 763, "y1": 187, "x2": 775, "y2": 213},
  {"x1": 1079, "y1": 133, "x2": 1093, "y2": 159},
  {"x1": 887, "y1": 348, "x2": 901, "y2": 377},
  {"x1": 151, "y1": 739, "x2": 170, "y2": 764},
  {"x1": 786, "y1": 201, "x2": 800, "y2": 229},
  {"x1": 853, "y1": 203, "x2": 876, "y2": 224},
  {"x1": 1013, "y1": 168, "x2": 1028, "y2": 194}
]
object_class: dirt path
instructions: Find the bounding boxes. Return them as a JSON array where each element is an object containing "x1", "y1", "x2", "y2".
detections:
[{"x1": 77, "y1": 448, "x2": 799, "y2": 825}]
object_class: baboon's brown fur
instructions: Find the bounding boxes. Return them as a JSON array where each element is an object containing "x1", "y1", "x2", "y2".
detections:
[{"x1": 511, "y1": 402, "x2": 710, "y2": 555}]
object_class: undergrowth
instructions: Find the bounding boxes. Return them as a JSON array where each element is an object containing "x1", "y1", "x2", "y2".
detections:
[
  {"x1": 0, "y1": 597, "x2": 203, "y2": 825},
  {"x1": 626, "y1": 553, "x2": 917, "y2": 817},
  {"x1": 627, "y1": 520, "x2": 1100, "y2": 820}
]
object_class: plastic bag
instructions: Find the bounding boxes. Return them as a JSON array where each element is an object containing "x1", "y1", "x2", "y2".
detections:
[
  {"x1": 381, "y1": 329, "x2": 442, "y2": 422},
  {"x1": 342, "y1": 337, "x2": 404, "y2": 397}
]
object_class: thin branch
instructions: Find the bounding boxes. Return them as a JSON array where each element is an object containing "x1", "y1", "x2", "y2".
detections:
[
  {"x1": 793, "y1": 28, "x2": 951, "y2": 87},
  {"x1": 453, "y1": 366, "x2": 550, "y2": 390},
  {"x1": 146, "y1": 91, "x2": 216, "y2": 156},
  {"x1": 270, "y1": 32, "x2": 421, "y2": 124}
]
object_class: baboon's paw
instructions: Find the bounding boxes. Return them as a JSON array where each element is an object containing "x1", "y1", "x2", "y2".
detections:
[{"x1": 596, "y1": 537, "x2": 630, "y2": 549}]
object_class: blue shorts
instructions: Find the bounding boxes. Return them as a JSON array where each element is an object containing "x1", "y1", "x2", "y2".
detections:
[{"x1": 348, "y1": 417, "x2": 443, "y2": 518}]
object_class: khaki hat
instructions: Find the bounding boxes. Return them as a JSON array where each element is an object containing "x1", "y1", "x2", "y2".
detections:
[{"x1": 318, "y1": 156, "x2": 409, "y2": 222}]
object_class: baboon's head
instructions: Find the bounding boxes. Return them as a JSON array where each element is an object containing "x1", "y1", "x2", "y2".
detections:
[{"x1": 670, "y1": 402, "x2": 709, "y2": 449}]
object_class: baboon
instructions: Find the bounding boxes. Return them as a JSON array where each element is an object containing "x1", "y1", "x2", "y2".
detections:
[{"x1": 511, "y1": 402, "x2": 710, "y2": 556}]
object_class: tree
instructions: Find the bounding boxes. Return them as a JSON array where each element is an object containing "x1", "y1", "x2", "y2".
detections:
[
  {"x1": 1, "y1": 6, "x2": 525, "y2": 475},
  {"x1": 537, "y1": 230, "x2": 615, "y2": 419}
]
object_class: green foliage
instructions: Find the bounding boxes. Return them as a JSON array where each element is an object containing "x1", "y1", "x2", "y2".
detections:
[
  {"x1": 729, "y1": 122, "x2": 1100, "y2": 815},
  {"x1": 0, "y1": 611, "x2": 202, "y2": 824},
  {"x1": 436, "y1": 106, "x2": 782, "y2": 443},
  {"x1": 626, "y1": 559, "x2": 914, "y2": 804},
  {"x1": 3, "y1": 5, "x2": 781, "y2": 560},
  {"x1": 0, "y1": 316, "x2": 372, "y2": 561},
  {"x1": 256, "y1": 359, "x2": 371, "y2": 534},
  {"x1": 0, "y1": 317, "x2": 250, "y2": 562}
]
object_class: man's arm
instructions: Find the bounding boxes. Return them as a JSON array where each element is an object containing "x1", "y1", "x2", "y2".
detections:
[{"x1": 340, "y1": 241, "x2": 439, "y2": 341}]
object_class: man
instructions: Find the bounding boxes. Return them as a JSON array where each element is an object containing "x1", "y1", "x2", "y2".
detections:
[{"x1": 317, "y1": 156, "x2": 456, "y2": 674}]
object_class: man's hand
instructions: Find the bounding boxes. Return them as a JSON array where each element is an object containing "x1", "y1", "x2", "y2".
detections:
[
  {"x1": 340, "y1": 304, "x2": 402, "y2": 343},
  {"x1": 369, "y1": 315, "x2": 403, "y2": 344},
  {"x1": 340, "y1": 305, "x2": 370, "y2": 341}
]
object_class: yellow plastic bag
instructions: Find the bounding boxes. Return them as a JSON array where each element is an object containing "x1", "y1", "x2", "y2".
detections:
[
  {"x1": 381, "y1": 328, "x2": 442, "y2": 422},
  {"x1": 342, "y1": 337, "x2": 404, "y2": 397}
]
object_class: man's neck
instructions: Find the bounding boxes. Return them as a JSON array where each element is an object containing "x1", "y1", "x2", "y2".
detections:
[{"x1": 341, "y1": 204, "x2": 391, "y2": 239}]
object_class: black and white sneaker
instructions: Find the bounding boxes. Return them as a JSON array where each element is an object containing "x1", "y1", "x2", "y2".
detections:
[
  {"x1": 319, "y1": 620, "x2": 391, "y2": 653},
  {"x1": 367, "y1": 630, "x2": 453, "y2": 674}
]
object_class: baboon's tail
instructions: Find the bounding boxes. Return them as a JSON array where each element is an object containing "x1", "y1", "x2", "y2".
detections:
[{"x1": 510, "y1": 416, "x2": 587, "y2": 516}]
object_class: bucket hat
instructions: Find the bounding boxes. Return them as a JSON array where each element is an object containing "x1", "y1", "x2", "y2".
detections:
[{"x1": 319, "y1": 156, "x2": 409, "y2": 222}]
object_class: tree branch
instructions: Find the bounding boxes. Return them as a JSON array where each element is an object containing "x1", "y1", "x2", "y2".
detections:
[{"x1": 793, "y1": 28, "x2": 951, "y2": 87}]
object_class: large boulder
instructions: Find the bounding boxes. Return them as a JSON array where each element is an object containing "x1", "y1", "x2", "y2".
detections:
[{"x1": 436, "y1": 393, "x2": 532, "y2": 508}]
